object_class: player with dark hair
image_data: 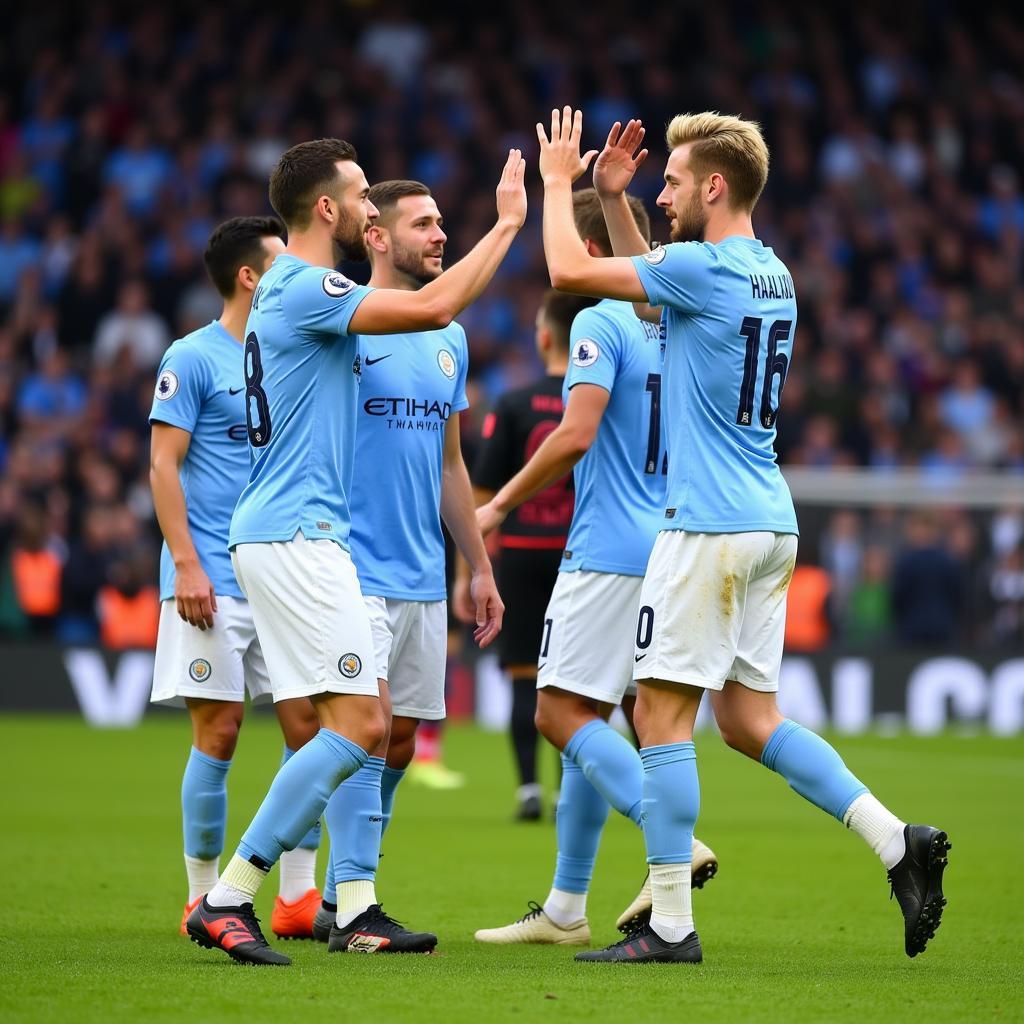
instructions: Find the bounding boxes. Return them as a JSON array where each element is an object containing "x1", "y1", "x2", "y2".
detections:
[
  {"x1": 185, "y1": 139, "x2": 525, "y2": 965},
  {"x1": 462, "y1": 287, "x2": 586, "y2": 821},
  {"x1": 150, "y1": 216, "x2": 326, "y2": 940},
  {"x1": 474, "y1": 189, "x2": 716, "y2": 947},
  {"x1": 536, "y1": 110, "x2": 948, "y2": 964},
  {"x1": 309, "y1": 179, "x2": 501, "y2": 952}
]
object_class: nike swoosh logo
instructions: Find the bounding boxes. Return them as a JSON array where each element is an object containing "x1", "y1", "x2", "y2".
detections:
[
  {"x1": 364, "y1": 354, "x2": 392, "y2": 365},
  {"x1": 634, "y1": 654, "x2": 647, "y2": 662},
  {"x1": 537, "y1": 663, "x2": 546, "y2": 671},
  {"x1": 228, "y1": 386, "x2": 244, "y2": 395}
]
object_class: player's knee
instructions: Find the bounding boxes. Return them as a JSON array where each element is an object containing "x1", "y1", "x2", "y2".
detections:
[
  {"x1": 716, "y1": 718, "x2": 760, "y2": 759},
  {"x1": 358, "y1": 703, "x2": 388, "y2": 752},
  {"x1": 195, "y1": 712, "x2": 242, "y2": 760},
  {"x1": 387, "y1": 733, "x2": 416, "y2": 770},
  {"x1": 533, "y1": 701, "x2": 554, "y2": 740}
]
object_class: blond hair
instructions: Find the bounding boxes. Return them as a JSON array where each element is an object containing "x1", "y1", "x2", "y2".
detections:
[{"x1": 665, "y1": 112, "x2": 769, "y2": 211}]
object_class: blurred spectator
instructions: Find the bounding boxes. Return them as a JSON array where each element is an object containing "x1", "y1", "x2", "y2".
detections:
[
  {"x1": 58, "y1": 505, "x2": 113, "y2": 644},
  {"x1": 988, "y1": 544, "x2": 1024, "y2": 647},
  {"x1": 890, "y1": 512, "x2": 966, "y2": 646},
  {"x1": 784, "y1": 562, "x2": 833, "y2": 653},
  {"x1": 844, "y1": 545, "x2": 892, "y2": 647},
  {"x1": 9, "y1": 505, "x2": 63, "y2": 634},
  {"x1": 16, "y1": 349, "x2": 86, "y2": 431},
  {"x1": 0, "y1": 2, "x2": 1020, "y2": 650},
  {"x1": 92, "y1": 280, "x2": 170, "y2": 369}
]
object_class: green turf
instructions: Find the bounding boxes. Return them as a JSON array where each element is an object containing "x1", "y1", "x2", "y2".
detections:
[{"x1": 1, "y1": 715, "x2": 1021, "y2": 1023}]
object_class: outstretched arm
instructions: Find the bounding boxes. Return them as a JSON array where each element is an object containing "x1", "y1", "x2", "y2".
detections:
[
  {"x1": 441, "y1": 416, "x2": 504, "y2": 647},
  {"x1": 349, "y1": 149, "x2": 527, "y2": 334},
  {"x1": 594, "y1": 120, "x2": 663, "y2": 324},
  {"x1": 477, "y1": 383, "x2": 609, "y2": 536},
  {"x1": 537, "y1": 107, "x2": 648, "y2": 301}
]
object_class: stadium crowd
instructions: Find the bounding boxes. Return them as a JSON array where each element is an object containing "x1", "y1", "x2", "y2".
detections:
[{"x1": 0, "y1": 1, "x2": 1022, "y2": 648}]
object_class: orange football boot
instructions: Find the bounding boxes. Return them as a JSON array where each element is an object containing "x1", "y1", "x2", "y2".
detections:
[
  {"x1": 180, "y1": 895, "x2": 202, "y2": 935},
  {"x1": 271, "y1": 887, "x2": 322, "y2": 939}
]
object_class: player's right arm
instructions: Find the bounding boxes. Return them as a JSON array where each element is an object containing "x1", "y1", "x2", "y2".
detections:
[
  {"x1": 348, "y1": 150, "x2": 527, "y2": 335},
  {"x1": 148, "y1": 345, "x2": 216, "y2": 630},
  {"x1": 477, "y1": 384, "x2": 609, "y2": 536},
  {"x1": 149, "y1": 424, "x2": 217, "y2": 630},
  {"x1": 593, "y1": 120, "x2": 662, "y2": 325}
]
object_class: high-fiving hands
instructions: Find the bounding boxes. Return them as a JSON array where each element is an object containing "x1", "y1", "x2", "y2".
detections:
[
  {"x1": 593, "y1": 119, "x2": 648, "y2": 198},
  {"x1": 536, "y1": 106, "x2": 599, "y2": 186},
  {"x1": 495, "y1": 148, "x2": 528, "y2": 229}
]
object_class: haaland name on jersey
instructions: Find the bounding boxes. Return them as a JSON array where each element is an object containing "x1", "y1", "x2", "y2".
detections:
[{"x1": 631, "y1": 237, "x2": 798, "y2": 536}]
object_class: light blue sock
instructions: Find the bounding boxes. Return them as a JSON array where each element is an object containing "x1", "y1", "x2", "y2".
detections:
[
  {"x1": 381, "y1": 765, "x2": 405, "y2": 833},
  {"x1": 760, "y1": 719, "x2": 869, "y2": 821},
  {"x1": 640, "y1": 743, "x2": 698, "y2": 864},
  {"x1": 552, "y1": 754, "x2": 610, "y2": 893},
  {"x1": 237, "y1": 728, "x2": 367, "y2": 868},
  {"x1": 323, "y1": 763, "x2": 405, "y2": 903},
  {"x1": 325, "y1": 756, "x2": 385, "y2": 886},
  {"x1": 323, "y1": 857, "x2": 336, "y2": 904},
  {"x1": 182, "y1": 747, "x2": 231, "y2": 859},
  {"x1": 282, "y1": 745, "x2": 322, "y2": 851},
  {"x1": 564, "y1": 719, "x2": 643, "y2": 825}
]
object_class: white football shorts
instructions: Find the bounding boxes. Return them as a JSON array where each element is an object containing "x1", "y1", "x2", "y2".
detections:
[
  {"x1": 364, "y1": 596, "x2": 448, "y2": 720},
  {"x1": 537, "y1": 570, "x2": 643, "y2": 706},
  {"x1": 230, "y1": 532, "x2": 378, "y2": 702},
  {"x1": 632, "y1": 530, "x2": 798, "y2": 692},
  {"x1": 151, "y1": 595, "x2": 272, "y2": 707}
]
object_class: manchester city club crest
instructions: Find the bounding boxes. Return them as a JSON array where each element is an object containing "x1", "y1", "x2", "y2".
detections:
[
  {"x1": 338, "y1": 653, "x2": 362, "y2": 678},
  {"x1": 188, "y1": 658, "x2": 212, "y2": 683},
  {"x1": 437, "y1": 349, "x2": 456, "y2": 379}
]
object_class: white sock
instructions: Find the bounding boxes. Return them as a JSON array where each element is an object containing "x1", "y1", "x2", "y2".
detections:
[
  {"x1": 844, "y1": 793, "x2": 906, "y2": 869},
  {"x1": 184, "y1": 855, "x2": 219, "y2": 903},
  {"x1": 335, "y1": 879, "x2": 377, "y2": 930},
  {"x1": 517, "y1": 783, "x2": 542, "y2": 800},
  {"x1": 278, "y1": 847, "x2": 317, "y2": 902},
  {"x1": 648, "y1": 862, "x2": 693, "y2": 943},
  {"x1": 543, "y1": 888, "x2": 587, "y2": 927},
  {"x1": 207, "y1": 854, "x2": 268, "y2": 908}
]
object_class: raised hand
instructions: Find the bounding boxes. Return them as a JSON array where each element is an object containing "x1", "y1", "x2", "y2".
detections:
[
  {"x1": 593, "y1": 119, "x2": 648, "y2": 198},
  {"x1": 536, "y1": 106, "x2": 599, "y2": 185},
  {"x1": 495, "y1": 148, "x2": 527, "y2": 228}
]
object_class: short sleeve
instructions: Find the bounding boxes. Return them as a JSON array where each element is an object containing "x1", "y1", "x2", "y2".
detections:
[
  {"x1": 472, "y1": 393, "x2": 514, "y2": 491},
  {"x1": 149, "y1": 342, "x2": 209, "y2": 432},
  {"x1": 631, "y1": 242, "x2": 719, "y2": 314},
  {"x1": 452, "y1": 325, "x2": 470, "y2": 413},
  {"x1": 282, "y1": 267, "x2": 373, "y2": 340},
  {"x1": 565, "y1": 306, "x2": 624, "y2": 395}
]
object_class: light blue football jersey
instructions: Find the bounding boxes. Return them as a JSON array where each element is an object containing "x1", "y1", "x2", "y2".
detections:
[
  {"x1": 631, "y1": 237, "x2": 798, "y2": 535},
  {"x1": 228, "y1": 255, "x2": 372, "y2": 550},
  {"x1": 561, "y1": 299, "x2": 665, "y2": 576},
  {"x1": 348, "y1": 324, "x2": 470, "y2": 601},
  {"x1": 149, "y1": 320, "x2": 249, "y2": 601}
]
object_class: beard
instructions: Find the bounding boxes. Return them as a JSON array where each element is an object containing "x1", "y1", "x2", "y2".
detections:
[
  {"x1": 391, "y1": 238, "x2": 444, "y2": 288},
  {"x1": 332, "y1": 210, "x2": 370, "y2": 262},
  {"x1": 669, "y1": 187, "x2": 708, "y2": 242}
]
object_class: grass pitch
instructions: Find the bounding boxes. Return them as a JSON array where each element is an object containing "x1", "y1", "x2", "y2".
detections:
[{"x1": 1, "y1": 715, "x2": 1021, "y2": 1023}]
